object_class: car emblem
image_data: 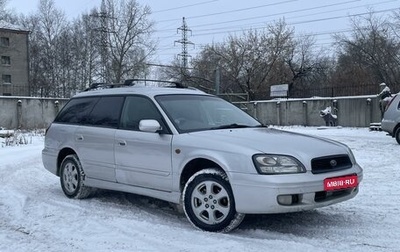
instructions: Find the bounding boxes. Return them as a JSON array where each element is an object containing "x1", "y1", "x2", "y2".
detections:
[{"x1": 330, "y1": 159, "x2": 338, "y2": 167}]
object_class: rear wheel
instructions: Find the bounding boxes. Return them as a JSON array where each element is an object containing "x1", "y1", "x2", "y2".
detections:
[
  {"x1": 395, "y1": 127, "x2": 400, "y2": 145},
  {"x1": 183, "y1": 169, "x2": 245, "y2": 232},
  {"x1": 60, "y1": 154, "x2": 93, "y2": 199}
]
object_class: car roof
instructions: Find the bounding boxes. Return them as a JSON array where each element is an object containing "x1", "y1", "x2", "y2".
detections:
[{"x1": 72, "y1": 86, "x2": 208, "y2": 98}]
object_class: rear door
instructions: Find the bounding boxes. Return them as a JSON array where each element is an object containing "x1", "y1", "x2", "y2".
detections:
[
  {"x1": 114, "y1": 95, "x2": 173, "y2": 191},
  {"x1": 75, "y1": 96, "x2": 124, "y2": 182}
]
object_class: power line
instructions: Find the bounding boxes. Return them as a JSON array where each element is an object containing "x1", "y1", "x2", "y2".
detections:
[
  {"x1": 154, "y1": 0, "x2": 396, "y2": 34},
  {"x1": 152, "y1": 0, "x2": 218, "y2": 13},
  {"x1": 172, "y1": 0, "x2": 394, "y2": 34},
  {"x1": 156, "y1": 0, "x2": 360, "y2": 30},
  {"x1": 157, "y1": 0, "x2": 297, "y2": 22},
  {"x1": 185, "y1": 7, "x2": 398, "y2": 37},
  {"x1": 149, "y1": 0, "x2": 399, "y2": 63}
]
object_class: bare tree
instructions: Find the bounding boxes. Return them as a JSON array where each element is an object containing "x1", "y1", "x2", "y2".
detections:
[
  {"x1": 0, "y1": 0, "x2": 18, "y2": 23},
  {"x1": 68, "y1": 12, "x2": 99, "y2": 91},
  {"x1": 0, "y1": 0, "x2": 9, "y2": 20},
  {"x1": 27, "y1": 0, "x2": 68, "y2": 97},
  {"x1": 101, "y1": 0, "x2": 155, "y2": 83},
  {"x1": 334, "y1": 11, "x2": 400, "y2": 94},
  {"x1": 284, "y1": 34, "x2": 314, "y2": 96},
  {"x1": 187, "y1": 20, "x2": 295, "y2": 100}
]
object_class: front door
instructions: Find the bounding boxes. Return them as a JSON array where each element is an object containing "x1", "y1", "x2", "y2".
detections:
[{"x1": 114, "y1": 96, "x2": 173, "y2": 191}]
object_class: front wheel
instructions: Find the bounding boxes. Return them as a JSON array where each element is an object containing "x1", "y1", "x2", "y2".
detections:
[
  {"x1": 60, "y1": 154, "x2": 93, "y2": 199},
  {"x1": 395, "y1": 127, "x2": 400, "y2": 145},
  {"x1": 183, "y1": 169, "x2": 245, "y2": 232}
]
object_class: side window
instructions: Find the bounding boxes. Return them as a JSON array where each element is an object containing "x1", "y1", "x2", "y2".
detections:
[
  {"x1": 120, "y1": 96, "x2": 166, "y2": 132},
  {"x1": 55, "y1": 97, "x2": 99, "y2": 124},
  {"x1": 88, "y1": 96, "x2": 124, "y2": 128}
]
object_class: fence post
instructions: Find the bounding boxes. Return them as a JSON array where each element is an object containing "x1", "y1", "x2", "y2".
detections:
[
  {"x1": 55, "y1": 100, "x2": 60, "y2": 115},
  {"x1": 366, "y1": 98, "x2": 372, "y2": 125},
  {"x1": 276, "y1": 101, "x2": 281, "y2": 126},
  {"x1": 303, "y1": 101, "x2": 308, "y2": 126},
  {"x1": 251, "y1": 102, "x2": 258, "y2": 119},
  {"x1": 17, "y1": 100, "x2": 22, "y2": 129},
  {"x1": 332, "y1": 99, "x2": 338, "y2": 125}
]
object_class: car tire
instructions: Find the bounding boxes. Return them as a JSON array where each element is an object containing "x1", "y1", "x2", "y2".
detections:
[
  {"x1": 183, "y1": 168, "x2": 245, "y2": 232},
  {"x1": 395, "y1": 127, "x2": 400, "y2": 145},
  {"x1": 60, "y1": 154, "x2": 93, "y2": 199}
]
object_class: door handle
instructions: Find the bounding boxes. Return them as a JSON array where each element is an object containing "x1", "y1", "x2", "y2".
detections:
[
  {"x1": 118, "y1": 141, "x2": 127, "y2": 146},
  {"x1": 76, "y1": 135, "x2": 84, "y2": 141}
]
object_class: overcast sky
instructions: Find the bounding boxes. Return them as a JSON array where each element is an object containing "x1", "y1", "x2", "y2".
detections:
[{"x1": 6, "y1": 0, "x2": 400, "y2": 64}]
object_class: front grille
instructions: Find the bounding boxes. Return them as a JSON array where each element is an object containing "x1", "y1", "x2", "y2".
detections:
[{"x1": 311, "y1": 155, "x2": 352, "y2": 174}]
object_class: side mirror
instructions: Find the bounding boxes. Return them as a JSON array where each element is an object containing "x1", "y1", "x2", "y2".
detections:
[{"x1": 139, "y1": 119, "x2": 162, "y2": 133}]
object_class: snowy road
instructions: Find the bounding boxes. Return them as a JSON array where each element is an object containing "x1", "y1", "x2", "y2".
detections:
[{"x1": 0, "y1": 127, "x2": 399, "y2": 252}]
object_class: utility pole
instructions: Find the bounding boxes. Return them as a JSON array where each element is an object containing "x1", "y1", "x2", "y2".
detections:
[
  {"x1": 175, "y1": 17, "x2": 194, "y2": 84},
  {"x1": 91, "y1": 0, "x2": 114, "y2": 83}
]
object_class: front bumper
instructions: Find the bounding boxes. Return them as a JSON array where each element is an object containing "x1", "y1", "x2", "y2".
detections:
[{"x1": 229, "y1": 164, "x2": 363, "y2": 214}]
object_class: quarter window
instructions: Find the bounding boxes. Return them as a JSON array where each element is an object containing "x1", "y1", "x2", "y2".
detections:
[{"x1": 55, "y1": 97, "x2": 99, "y2": 124}]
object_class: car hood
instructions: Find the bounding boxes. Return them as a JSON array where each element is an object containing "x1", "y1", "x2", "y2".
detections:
[{"x1": 181, "y1": 127, "x2": 351, "y2": 163}]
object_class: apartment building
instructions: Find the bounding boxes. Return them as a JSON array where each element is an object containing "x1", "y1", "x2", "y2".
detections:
[{"x1": 0, "y1": 21, "x2": 29, "y2": 96}]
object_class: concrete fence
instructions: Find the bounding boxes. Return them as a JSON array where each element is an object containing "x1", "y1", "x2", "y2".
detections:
[
  {"x1": 0, "y1": 96, "x2": 68, "y2": 129},
  {"x1": 236, "y1": 95, "x2": 382, "y2": 127},
  {"x1": 0, "y1": 95, "x2": 383, "y2": 130}
]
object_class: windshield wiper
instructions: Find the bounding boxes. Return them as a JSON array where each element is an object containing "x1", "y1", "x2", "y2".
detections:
[{"x1": 210, "y1": 123, "x2": 253, "y2": 130}]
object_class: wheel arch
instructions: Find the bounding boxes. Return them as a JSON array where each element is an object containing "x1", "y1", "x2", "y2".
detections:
[
  {"x1": 57, "y1": 148, "x2": 77, "y2": 176},
  {"x1": 179, "y1": 158, "x2": 225, "y2": 193},
  {"x1": 393, "y1": 123, "x2": 400, "y2": 137}
]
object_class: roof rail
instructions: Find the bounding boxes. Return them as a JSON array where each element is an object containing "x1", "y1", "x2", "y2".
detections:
[
  {"x1": 84, "y1": 78, "x2": 186, "y2": 91},
  {"x1": 124, "y1": 78, "x2": 186, "y2": 88}
]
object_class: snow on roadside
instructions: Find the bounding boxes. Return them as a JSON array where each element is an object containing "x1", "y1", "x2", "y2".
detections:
[{"x1": 0, "y1": 127, "x2": 399, "y2": 252}]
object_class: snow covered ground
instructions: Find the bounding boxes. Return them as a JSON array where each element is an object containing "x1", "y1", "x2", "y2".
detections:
[{"x1": 0, "y1": 127, "x2": 399, "y2": 252}]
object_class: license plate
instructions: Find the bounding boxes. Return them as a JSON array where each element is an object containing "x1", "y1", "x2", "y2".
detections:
[{"x1": 324, "y1": 175, "x2": 358, "y2": 191}]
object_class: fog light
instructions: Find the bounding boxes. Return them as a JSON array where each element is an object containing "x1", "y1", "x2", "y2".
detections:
[
  {"x1": 277, "y1": 195, "x2": 293, "y2": 205},
  {"x1": 277, "y1": 194, "x2": 300, "y2": 206}
]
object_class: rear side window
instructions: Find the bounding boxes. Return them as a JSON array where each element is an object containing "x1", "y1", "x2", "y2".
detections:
[
  {"x1": 55, "y1": 97, "x2": 99, "y2": 124},
  {"x1": 88, "y1": 96, "x2": 124, "y2": 128}
]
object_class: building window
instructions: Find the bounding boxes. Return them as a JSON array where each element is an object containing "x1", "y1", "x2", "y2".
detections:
[
  {"x1": 1, "y1": 56, "x2": 11, "y2": 65},
  {"x1": 0, "y1": 37, "x2": 10, "y2": 47},
  {"x1": 2, "y1": 74, "x2": 11, "y2": 84}
]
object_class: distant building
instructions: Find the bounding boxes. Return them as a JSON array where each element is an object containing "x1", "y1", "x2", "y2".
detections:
[{"x1": 0, "y1": 21, "x2": 29, "y2": 96}]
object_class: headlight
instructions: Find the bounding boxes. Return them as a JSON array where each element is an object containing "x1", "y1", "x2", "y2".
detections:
[{"x1": 252, "y1": 154, "x2": 306, "y2": 174}]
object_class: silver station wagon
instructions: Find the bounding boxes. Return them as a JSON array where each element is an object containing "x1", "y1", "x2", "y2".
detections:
[
  {"x1": 382, "y1": 93, "x2": 400, "y2": 144},
  {"x1": 42, "y1": 80, "x2": 363, "y2": 232}
]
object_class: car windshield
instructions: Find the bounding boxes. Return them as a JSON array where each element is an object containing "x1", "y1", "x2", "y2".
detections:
[{"x1": 156, "y1": 94, "x2": 262, "y2": 133}]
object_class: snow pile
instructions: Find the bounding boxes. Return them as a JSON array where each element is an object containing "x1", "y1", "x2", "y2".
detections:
[
  {"x1": 0, "y1": 130, "x2": 44, "y2": 147},
  {"x1": 0, "y1": 127, "x2": 399, "y2": 252}
]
